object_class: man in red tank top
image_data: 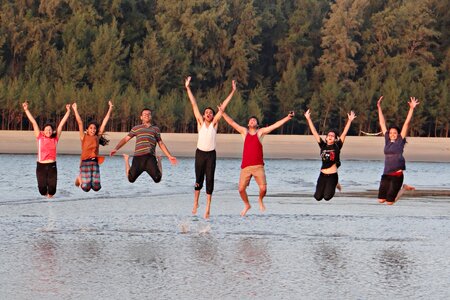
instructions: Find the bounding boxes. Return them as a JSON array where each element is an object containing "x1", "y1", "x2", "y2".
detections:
[{"x1": 220, "y1": 108, "x2": 295, "y2": 216}]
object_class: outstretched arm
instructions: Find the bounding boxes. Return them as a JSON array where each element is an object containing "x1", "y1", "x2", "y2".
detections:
[
  {"x1": 218, "y1": 106, "x2": 247, "y2": 137},
  {"x1": 71, "y1": 102, "x2": 84, "y2": 140},
  {"x1": 213, "y1": 80, "x2": 237, "y2": 125},
  {"x1": 304, "y1": 109, "x2": 321, "y2": 143},
  {"x1": 340, "y1": 111, "x2": 357, "y2": 143},
  {"x1": 110, "y1": 135, "x2": 132, "y2": 156},
  {"x1": 98, "y1": 101, "x2": 114, "y2": 135},
  {"x1": 259, "y1": 111, "x2": 295, "y2": 137},
  {"x1": 56, "y1": 104, "x2": 71, "y2": 139},
  {"x1": 157, "y1": 140, "x2": 177, "y2": 165},
  {"x1": 400, "y1": 97, "x2": 420, "y2": 138},
  {"x1": 22, "y1": 102, "x2": 40, "y2": 138},
  {"x1": 377, "y1": 96, "x2": 387, "y2": 135},
  {"x1": 185, "y1": 76, "x2": 203, "y2": 125}
]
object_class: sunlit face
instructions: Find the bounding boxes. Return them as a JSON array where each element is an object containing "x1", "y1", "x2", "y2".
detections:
[
  {"x1": 43, "y1": 125, "x2": 53, "y2": 138},
  {"x1": 203, "y1": 109, "x2": 214, "y2": 122},
  {"x1": 389, "y1": 128, "x2": 399, "y2": 141},
  {"x1": 326, "y1": 132, "x2": 336, "y2": 145},
  {"x1": 141, "y1": 110, "x2": 152, "y2": 123},
  {"x1": 248, "y1": 118, "x2": 258, "y2": 129},
  {"x1": 87, "y1": 123, "x2": 97, "y2": 136}
]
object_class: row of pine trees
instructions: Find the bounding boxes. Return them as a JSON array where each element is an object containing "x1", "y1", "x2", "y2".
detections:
[{"x1": 0, "y1": 0, "x2": 449, "y2": 136}]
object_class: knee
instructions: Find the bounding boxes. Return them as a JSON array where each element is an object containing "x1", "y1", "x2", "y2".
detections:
[
  {"x1": 194, "y1": 182, "x2": 203, "y2": 191},
  {"x1": 259, "y1": 186, "x2": 267, "y2": 195},
  {"x1": 81, "y1": 184, "x2": 91, "y2": 192},
  {"x1": 323, "y1": 195, "x2": 333, "y2": 201},
  {"x1": 153, "y1": 176, "x2": 161, "y2": 183},
  {"x1": 128, "y1": 175, "x2": 136, "y2": 183},
  {"x1": 314, "y1": 193, "x2": 323, "y2": 201},
  {"x1": 238, "y1": 186, "x2": 247, "y2": 194},
  {"x1": 92, "y1": 185, "x2": 101, "y2": 192}
]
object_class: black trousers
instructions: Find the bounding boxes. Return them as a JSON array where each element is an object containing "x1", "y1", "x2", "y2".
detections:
[
  {"x1": 194, "y1": 149, "x2": 216, "y2": 195},
  {"x1": 36, "y1": 161, "x2": 57, "y2": 196},
  {"x1": 377, "y1": 173, "x2": 404, "y2": 202},
  {"x1": 128, "y1": 154, "x2": 161, "y2": 183},
  {"x1": 314, "y1": 172, "x2": 338, "y2": 201}
]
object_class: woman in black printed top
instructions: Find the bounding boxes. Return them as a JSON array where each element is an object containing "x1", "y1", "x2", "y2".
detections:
[{"x1": 304, "y1": 109, "x2": 356, "y2": 201}]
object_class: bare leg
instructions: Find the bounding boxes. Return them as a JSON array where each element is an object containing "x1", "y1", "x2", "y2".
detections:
[
  {"x1": 123, "y1": 154, "x2": 130, "y2": 177},
  {"x1": 336, "y1": 183, "x2": 342, "y2": 192},
  {"x1": 192, "y1": 189, "x2": 200, "y2": 215},
  {"x1": 394, "y1": 184, "x2": 416, "y2": 202},
  {"x1": 239, "y1": 185, "x2": 251, "y2": 216},
  {"x1": 204, "y1": 193, "x2": 212, "y2": 219},
  {"x1": 258, "y1": 184, "x2": 267, "y2": 212}
]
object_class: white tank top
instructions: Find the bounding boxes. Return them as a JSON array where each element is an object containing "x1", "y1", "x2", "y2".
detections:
[{"x1": 197, "y1": 122, "x2": 216, "y2": 151}]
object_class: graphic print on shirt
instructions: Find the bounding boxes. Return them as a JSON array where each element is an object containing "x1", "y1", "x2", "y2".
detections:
[{"x1": 321, "y1": 149, "x2": 335, "y2": 163}]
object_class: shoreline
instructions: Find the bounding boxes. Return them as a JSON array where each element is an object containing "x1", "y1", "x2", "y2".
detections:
[{"x1": 0, "y1": 130, "x2": 449, "y2": 162}]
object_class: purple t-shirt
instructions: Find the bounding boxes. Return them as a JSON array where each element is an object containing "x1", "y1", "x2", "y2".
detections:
[{"x1": 383, "y1": 132, "x2": 406, "y2": 174}]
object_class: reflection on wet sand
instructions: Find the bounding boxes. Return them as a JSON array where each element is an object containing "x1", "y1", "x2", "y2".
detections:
[
  {"x1": 377, "y1": 246, "x2": 413, "y2": 286},
  {"x1": 313, "y1": 241, "x2": 347, "y2": 282}
]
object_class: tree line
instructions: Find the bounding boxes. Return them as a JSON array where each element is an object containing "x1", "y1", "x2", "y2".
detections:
[{"x1": 0, "y1": 0, "x2": 449, "y2": 136}]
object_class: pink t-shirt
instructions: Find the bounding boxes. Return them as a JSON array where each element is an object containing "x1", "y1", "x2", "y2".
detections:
[{"x1": 37, "y1": 132, "x2": 58, "y2": 162}]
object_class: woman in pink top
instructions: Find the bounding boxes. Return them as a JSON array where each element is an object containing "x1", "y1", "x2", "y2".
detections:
[{"x1": 22, "y1": 101, "x2": 71, "y2": 198}]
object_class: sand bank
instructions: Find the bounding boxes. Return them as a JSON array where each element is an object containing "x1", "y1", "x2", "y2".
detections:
[{"x1": 0, "y1": 130, "x2": 449, "y2": 162}]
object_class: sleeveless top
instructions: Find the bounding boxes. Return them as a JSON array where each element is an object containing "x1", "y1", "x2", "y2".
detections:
[
  {"x1": 81, "y1": 134, "x2": 99, "y2": 160},
  {"x1": 241, "y1": 132, "x2": 264, "y2": 169},
  {"x1": 197, "y1": 122, "x2": 216, "y2": 152},
  {"x1": 383, "y1": 132, "x2": 406, "y2": 174},
  {"x1": 37, "y1": 132, "x2": 58, "y2": 162}
]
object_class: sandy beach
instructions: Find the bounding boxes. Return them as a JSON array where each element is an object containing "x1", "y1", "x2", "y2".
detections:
[{"x1": 1, "y1": 130, "x2": 449, "y2": 162}]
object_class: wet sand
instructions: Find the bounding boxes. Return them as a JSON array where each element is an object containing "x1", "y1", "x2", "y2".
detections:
[{"x1": 1, "y1": 130, "x2": 449, "y2": 162}]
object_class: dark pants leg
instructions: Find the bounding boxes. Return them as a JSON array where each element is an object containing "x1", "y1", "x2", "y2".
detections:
[
  {"x1": 314, "y1": 172, "x2": 338, "y2": 201},
  {"x1": 36, "y1": 162, "x2": 57, "y2": 196}
]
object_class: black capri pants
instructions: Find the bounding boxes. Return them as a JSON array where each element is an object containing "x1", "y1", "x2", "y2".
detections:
[
  {"x1": 377, "y1": 173, "x2": 404, "y2": 202},
  {"x1": 314, "y1": 172, "x2": 339, "y2": 201},
  {"x1": 195, "y1": 149, "x2": 216, "y2": 195},
  {"x1": 36, "y1": 161, "x2": 57, "y2": 196}
]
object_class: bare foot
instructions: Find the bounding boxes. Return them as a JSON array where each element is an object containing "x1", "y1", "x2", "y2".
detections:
[
  {"x1": 240, "y1": 204, "x2": 251, "y2": 216},
  {"x1": 259, "y1": 200, "x2": 266, "y2": 212},
  {"x1": 378, "y1": 199, "x2": 386, "y2": 203},
  {"x1": 386, "y1": 201, "x2": 395, "y2": 205},
  {"x1": 46, "y1": 194, "x2": 53, "y2": 199},
  {"x1": 204, "y1": 210, "x2": 210, "y2": 219},
  {"x1": 192, "y1": 203, "x2": 199, "y2": 215},
  {"x1": 336, "y1": 183, "x2": 342, "y2": 192},
  {"x1": 74, "y1": 175, "x2": 81, "y2": 187},
  {"x1": 403, "y1": 184, "x2": 415, "y2": 191}
]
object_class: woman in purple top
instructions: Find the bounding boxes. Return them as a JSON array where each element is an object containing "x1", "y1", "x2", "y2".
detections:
[{"x1": 377, "y1": 96, "x2": 419, "y2": 205}]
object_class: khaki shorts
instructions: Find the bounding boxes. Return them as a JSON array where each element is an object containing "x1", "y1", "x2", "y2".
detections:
[{"x1": 239, "y1": 165, "x2": 267, "y2": 187}]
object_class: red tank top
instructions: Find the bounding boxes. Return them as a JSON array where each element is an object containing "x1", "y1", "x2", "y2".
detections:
[{"x1": 241, "y1": 132, "x2": 264, "y2": 169}]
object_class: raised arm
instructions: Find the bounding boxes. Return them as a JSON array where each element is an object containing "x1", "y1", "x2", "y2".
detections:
[
  {"x1": 71, "y1": 102, "x2": 84, "y2": 140},
  {"x1": 213, "y1": 80, "x2": 237, "y2": 125},
  {"x1": 22, "y1": 102, "x2": 40, "y2": 138},
  {"x1": 98, "y1": 101, "x2": 114, "y2": 135},
  {"x1": 339, "y1": 111, "x2": 356, "y2": 143},
  {"x1": 185, "y1": 76, "x2": 203, "y2": 125},
  {"x1": 157, "y1": 139, "x2": 177, "y2": 165},
  {"x1": 218, "y1": 107, "x2": 247, "y2": 136},
  {"x1": 56, "y1": 104, "x2": 71, "y2": 139},
  {"x1": 259, "y1": 111, "x2": 295, "y2": 137},
  {"x1": 304, "y1": 109, "x2": 321, "y2": 143},
  {"x1": 377, "y1": 96, "x2": 387, "y2": 135},
  {"x1": 400, "y1": 97, "x2": 420, "y2": 138}
]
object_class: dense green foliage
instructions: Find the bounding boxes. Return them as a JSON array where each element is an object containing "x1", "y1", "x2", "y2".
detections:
[{"x1": 0, "y1": 0, "x2": 449, "y2": 136}]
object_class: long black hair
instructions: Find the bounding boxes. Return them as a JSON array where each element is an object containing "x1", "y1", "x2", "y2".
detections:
[{"x1": 86, "y1": 120, "x2": 109, "y2": 146}]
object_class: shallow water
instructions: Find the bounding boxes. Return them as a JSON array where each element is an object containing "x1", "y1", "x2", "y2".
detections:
[{"x1": 0, "y1": 155, "x2": 449, "y2": 299}]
